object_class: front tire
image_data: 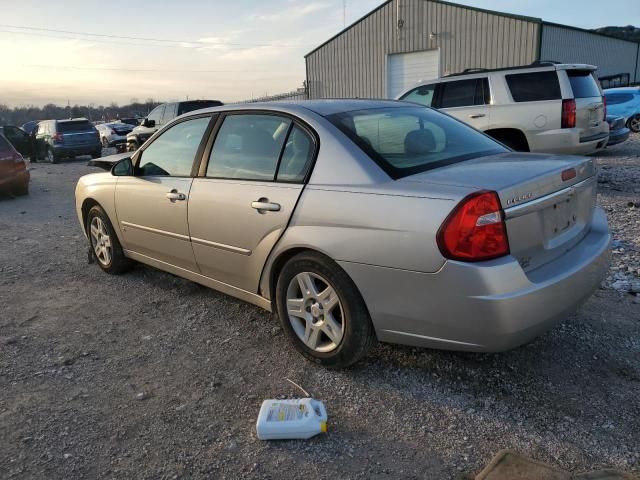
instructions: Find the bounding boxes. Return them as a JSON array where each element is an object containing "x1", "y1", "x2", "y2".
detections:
[
  {"x1": 628, "y1": 114, "x2": 640, "y2": 133},
  {"x1": 101, "y1": 137, "x2": 109, "y2": 148},
  {"x1": 86, "y1": 205, "x2": 131, "y2": 274},
  {"x1": 275, "y1": 251, "x2": 376, "y2": 368}
]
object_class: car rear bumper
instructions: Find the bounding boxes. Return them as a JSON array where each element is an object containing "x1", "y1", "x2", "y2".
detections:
[
  {"x1": 53, "y1": 144, "x2": 101, "y2": 156},
  {"x1": 606, "y1": 128, "x2": 630, "y2": 146},
  {"x1": 340, "y1": 207, "x2": 611, "y2": 352},
  {"x1": 0, "y1": 170, "x2": 29, "y2": 191},
  {"x1": 528, "y1": 128, "x2": 609, "y2": 155}
]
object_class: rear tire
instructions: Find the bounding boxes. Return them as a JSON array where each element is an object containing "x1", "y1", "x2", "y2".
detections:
[
  {"x1": 628, "y1": 114, "x2": 640, "y2": 133},
  {"x1": 275, "y1": 251, "x2": 376, "y2": 368},
  {"x1": 86, "y1": 205, "x2": 131, "y2": 275}
]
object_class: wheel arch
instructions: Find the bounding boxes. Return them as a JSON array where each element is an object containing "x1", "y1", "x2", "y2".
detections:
[{"x1": 80, "y1": 197, "x2": 126, "y2": 246}]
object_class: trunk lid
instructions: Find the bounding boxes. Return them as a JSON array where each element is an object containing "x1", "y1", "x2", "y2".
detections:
[
  {"x1": 399, "y1": 152, "x2": 597, "y2": 272},
  {"x1": 567, "y1": 70, "x2": 607, "y2": 140}
]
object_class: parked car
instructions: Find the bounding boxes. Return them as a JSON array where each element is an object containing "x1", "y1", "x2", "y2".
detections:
[
  {"x1": 605, "y1": 115, "x2": 630, "y2": 146},
  {"x1": 34, "y1": 118, "x2": 102, "y2": 163},
  {"x1": 126, "y1": 100, "x2": 223, "y2": 151},
  {"x1": 0, "y1": 125, "x2": 34, "y2": 158},
  {"x1": 96, "y1": 122, "x2": 134, "y2": 148},
  {"x1": 0, "y1": 133, "x2": 29, "y2": 196},
  {"x1": 21, "y1": 120, "x2": 39, "y2": 135},
  {"x1": 604, "y1": 87, "x2": 640, "y2": 133},
  {"x1": 76, "y1": 100, "x2": 611, "y2": 367},
  {"x1": 398, "y1": 62, "x2": 609, "y2": 155}
]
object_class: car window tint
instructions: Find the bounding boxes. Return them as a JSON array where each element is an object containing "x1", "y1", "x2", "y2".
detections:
[
  {"x1": 137, "y1": 116, "x2": 210, "y2": 177},
  {"x1": 206, "y1": 114, "x2": 291, "y2": 181},
  {"x1": 505, "y1": 71, "x2": 561, "y2": 102},
  {"x1": 277, "y1": 126, "x2": 313, "y2": 182},
  {"x1": 400, "y1": 84, "x2": 437, "y2": 107},
  {"x1": 0, "y1": 134, "x2": 12, "y2": 154},
  {"x1": 329, "y1": 106, "x2": 506, "y2": 179},
  {"x1": 58, "y1": 121, "x2": 94, "y2": 133},
  {"x1": 439, "y1": 79, "x2": 479, "y2": 108},
  {"x1": 568, "y1": 70, "x2": 601, "y2": 98}
]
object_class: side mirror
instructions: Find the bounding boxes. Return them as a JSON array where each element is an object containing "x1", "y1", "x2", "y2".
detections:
[
  {"x1": 112, "y1": 157, "x2": 133, "y2": 176},
  {"x1": 142, "y1": 118, "x2": 155, "y2": 128}
]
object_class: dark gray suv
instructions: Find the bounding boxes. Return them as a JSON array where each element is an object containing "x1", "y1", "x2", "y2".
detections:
[
  {"x1": 34, "y1": 119, "x2": 102, "y2": 163},
  {"x1": 126, "y1": 100, "x2": 223, "y2": 151}
]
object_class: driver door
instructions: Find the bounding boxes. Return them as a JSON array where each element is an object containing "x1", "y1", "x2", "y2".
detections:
[
  {"x1": 3, "y1": 126, "x2": 32, "y2": 157},
  {"x1": 114, "y1": 114, "x2": 213, "y2": 271}
]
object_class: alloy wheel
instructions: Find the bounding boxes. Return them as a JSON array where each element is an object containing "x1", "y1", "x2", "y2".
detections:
[
  {"x1": 90, "y1": 216, "x2": 113, "y2": 266},
  {"x1": 47, "y1": 149, "x2": 55, "y2": 163},
  {"x1": 286, "y1": 272, "x2": 345, "y2": 352}
]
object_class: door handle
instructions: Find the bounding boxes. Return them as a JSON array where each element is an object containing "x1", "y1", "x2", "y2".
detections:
[
  {"x1": 166, "y1": 190, "x2": 186, "y2": 202},
  {"x1": 469, "y1": 113, "x2": 486, "y2": 119},
  {"x1": 251, "y1": 198, "x2": 281, "y2": 213}
]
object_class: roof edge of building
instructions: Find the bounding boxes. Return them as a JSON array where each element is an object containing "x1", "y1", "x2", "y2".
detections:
[
  {"x1": 542, "y1": 21, "x2": 640, "y2": 46},
  {"x1": 305, "y1": 0, "x2": 543, "y2": 59}
]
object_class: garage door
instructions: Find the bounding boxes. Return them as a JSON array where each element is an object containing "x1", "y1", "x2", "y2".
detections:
[{"x1": 387, "y1": 49, "x2": 440, "y2": 98}]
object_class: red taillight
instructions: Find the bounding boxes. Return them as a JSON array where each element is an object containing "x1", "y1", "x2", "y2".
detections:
[
  {"x1": 561, "y1": 99, "x2": 576, "y2": 129},
  {"x1": 437, "y1": 191, "x2": 510, "y2": 262},
  {"x1": 52, "y1": 132, "x2": 64, "y2": 144},
  {"x1": 602, "y1": 95, "x2": 607, "y2": 121},
  {"x1": 561, "y1": 168, "x2": 576, "y2": 182}
]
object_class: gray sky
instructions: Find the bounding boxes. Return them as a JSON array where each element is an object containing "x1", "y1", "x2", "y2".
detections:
[{"x1": 1, "y1": 0, "x2": 638, "y2": 107}]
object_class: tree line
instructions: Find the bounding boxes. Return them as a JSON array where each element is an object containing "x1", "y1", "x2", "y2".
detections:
[{"x1": 0, "y1": 98, "x2": 162, "y2": 127}]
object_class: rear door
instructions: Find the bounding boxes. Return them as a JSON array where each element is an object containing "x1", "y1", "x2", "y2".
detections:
[
  {"x1": 565, "y1": 69, "x2": 607, "y2": 141},
  {"x1": 114, "y1": 114, "x2": 213, "y2": 270},
  {"x1": 188, "y1": 113, "x2": 315, "y2": 292},
  {"x1": 2, "y1": 126, "x2": 31, "y2": 156},
  {"x1": 435, "y1": 78, "x2": 490, "y2": 131}
]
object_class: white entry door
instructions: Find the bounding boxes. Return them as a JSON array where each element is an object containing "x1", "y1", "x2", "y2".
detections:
[{"x1": 387, "y1": 49, "x2": 440, "y2": 98}]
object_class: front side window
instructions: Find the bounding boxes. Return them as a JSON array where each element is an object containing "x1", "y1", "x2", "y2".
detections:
[
  {"x1": 206, "y1": 114, "x2": 291, "y2": 181},
  {"x1": 400, "y1": 84, "x2": 437, "y2": 107},
  {"x1": 328, "y1": 106, "x2": 506, "y2": 179},
  {"x1": 506, "y1": 71, "x2": 561, "y2": 102},
  {"x1": 161, "y1": 103, "x2": 177, "y2": 125},
  {"x1": 137, "y1": 116, "x2": 210, "y2": 177},
  {"x1": 147, "y1": 105, "x2": 165, "y2": 125}
]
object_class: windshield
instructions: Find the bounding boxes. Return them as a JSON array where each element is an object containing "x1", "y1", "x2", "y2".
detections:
[{"x1": 328, "y1": 106, "x2": 506, "y2": 179}]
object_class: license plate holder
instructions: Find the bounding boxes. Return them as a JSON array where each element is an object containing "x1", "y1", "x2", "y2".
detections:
[{"x1": 545, "y1": 195, "x2": 578, "y2": 240}]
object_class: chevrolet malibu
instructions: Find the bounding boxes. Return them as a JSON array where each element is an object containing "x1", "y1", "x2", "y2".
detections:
[{"x1": 75, "y1": 100, "x2": 611, "y2": 368}]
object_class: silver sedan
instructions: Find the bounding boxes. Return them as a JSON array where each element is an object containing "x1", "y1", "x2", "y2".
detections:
[{"x1": 75, "y1": 100, "x2": 611, "y2": 367}]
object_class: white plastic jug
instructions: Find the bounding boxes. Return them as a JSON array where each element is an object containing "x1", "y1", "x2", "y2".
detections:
[{"x1": 256, "y1": 398, "x2": 328, "y2": 440}]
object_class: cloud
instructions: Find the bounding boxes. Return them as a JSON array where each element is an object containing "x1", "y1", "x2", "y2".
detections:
[{"x1": 249, "y1": 2, "x2": 331, "y2": 22}]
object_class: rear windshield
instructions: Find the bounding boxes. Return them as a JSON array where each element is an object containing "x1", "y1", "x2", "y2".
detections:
[
  {"x1": 58, "y1": 121, "x2": 94, "y2": 133},
  {"x1": 178, "y1": 101, "x2": 223, "y2": 115},
  {"x1": 568, "y1": 70, "x2": 601, "y2": 98},
  {"x1": 328, "y1": 106, "x2": 506, "y2": 179}
]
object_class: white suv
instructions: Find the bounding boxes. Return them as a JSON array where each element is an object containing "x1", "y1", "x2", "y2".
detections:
[{"x1": 398, "y1": 62, "x2": 609, "y2": 155}]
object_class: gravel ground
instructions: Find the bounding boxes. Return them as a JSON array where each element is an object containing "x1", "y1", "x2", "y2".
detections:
[{"x1": 1, "y1": 139, "x2": 639, "y2": 480}]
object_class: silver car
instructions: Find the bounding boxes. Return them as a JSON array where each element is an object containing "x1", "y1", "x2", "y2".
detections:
[{"x1": 75, "y1": 100, "x2": 611, "y2": 367}]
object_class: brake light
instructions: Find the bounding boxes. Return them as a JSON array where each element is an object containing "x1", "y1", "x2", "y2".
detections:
[
  {"x1": 602, "y1": 95, "x2": 607, "y2": 121},
  {"x1": 52, "y1": 132, "x2": 64, "y2": 144},
  {"x1": 561, "y1": 99, "x2": 576, "y2": 129},
  {"x1": 437, "y1": 191, "x2": 510, "y2": 262}
]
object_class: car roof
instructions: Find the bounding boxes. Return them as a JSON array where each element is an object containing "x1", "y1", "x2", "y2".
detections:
[{"x1": 195, "y1": 99, "x2": 407, "y2": 117}]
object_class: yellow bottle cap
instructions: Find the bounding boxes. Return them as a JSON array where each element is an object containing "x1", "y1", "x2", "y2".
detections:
[{"x1": 320, "y1": 421, "x2": 327, "y2": 433}]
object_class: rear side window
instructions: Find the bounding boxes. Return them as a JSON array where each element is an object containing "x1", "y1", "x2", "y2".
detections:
[
  {"x1": 568, "y1": 70, "x2": 601, "y2": 98},
  {"x1": 206, "y1": 114, "x2": 291, "y2": 181},
  {"x1": 605, "y1": 93, "x2": 634, "y2": 105},
  {"x1": 438, "y1": 79, "x2": 489, "y2": 108},
  {"x1": 58, "y1": 121, "x2": 94, "y2": 133},
  {"x1": 277, "y1": 125, "x2": 314, "y2": 183},
  {"x1": 506, "y1": 71, "x2": 561, "y2": 102}
]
